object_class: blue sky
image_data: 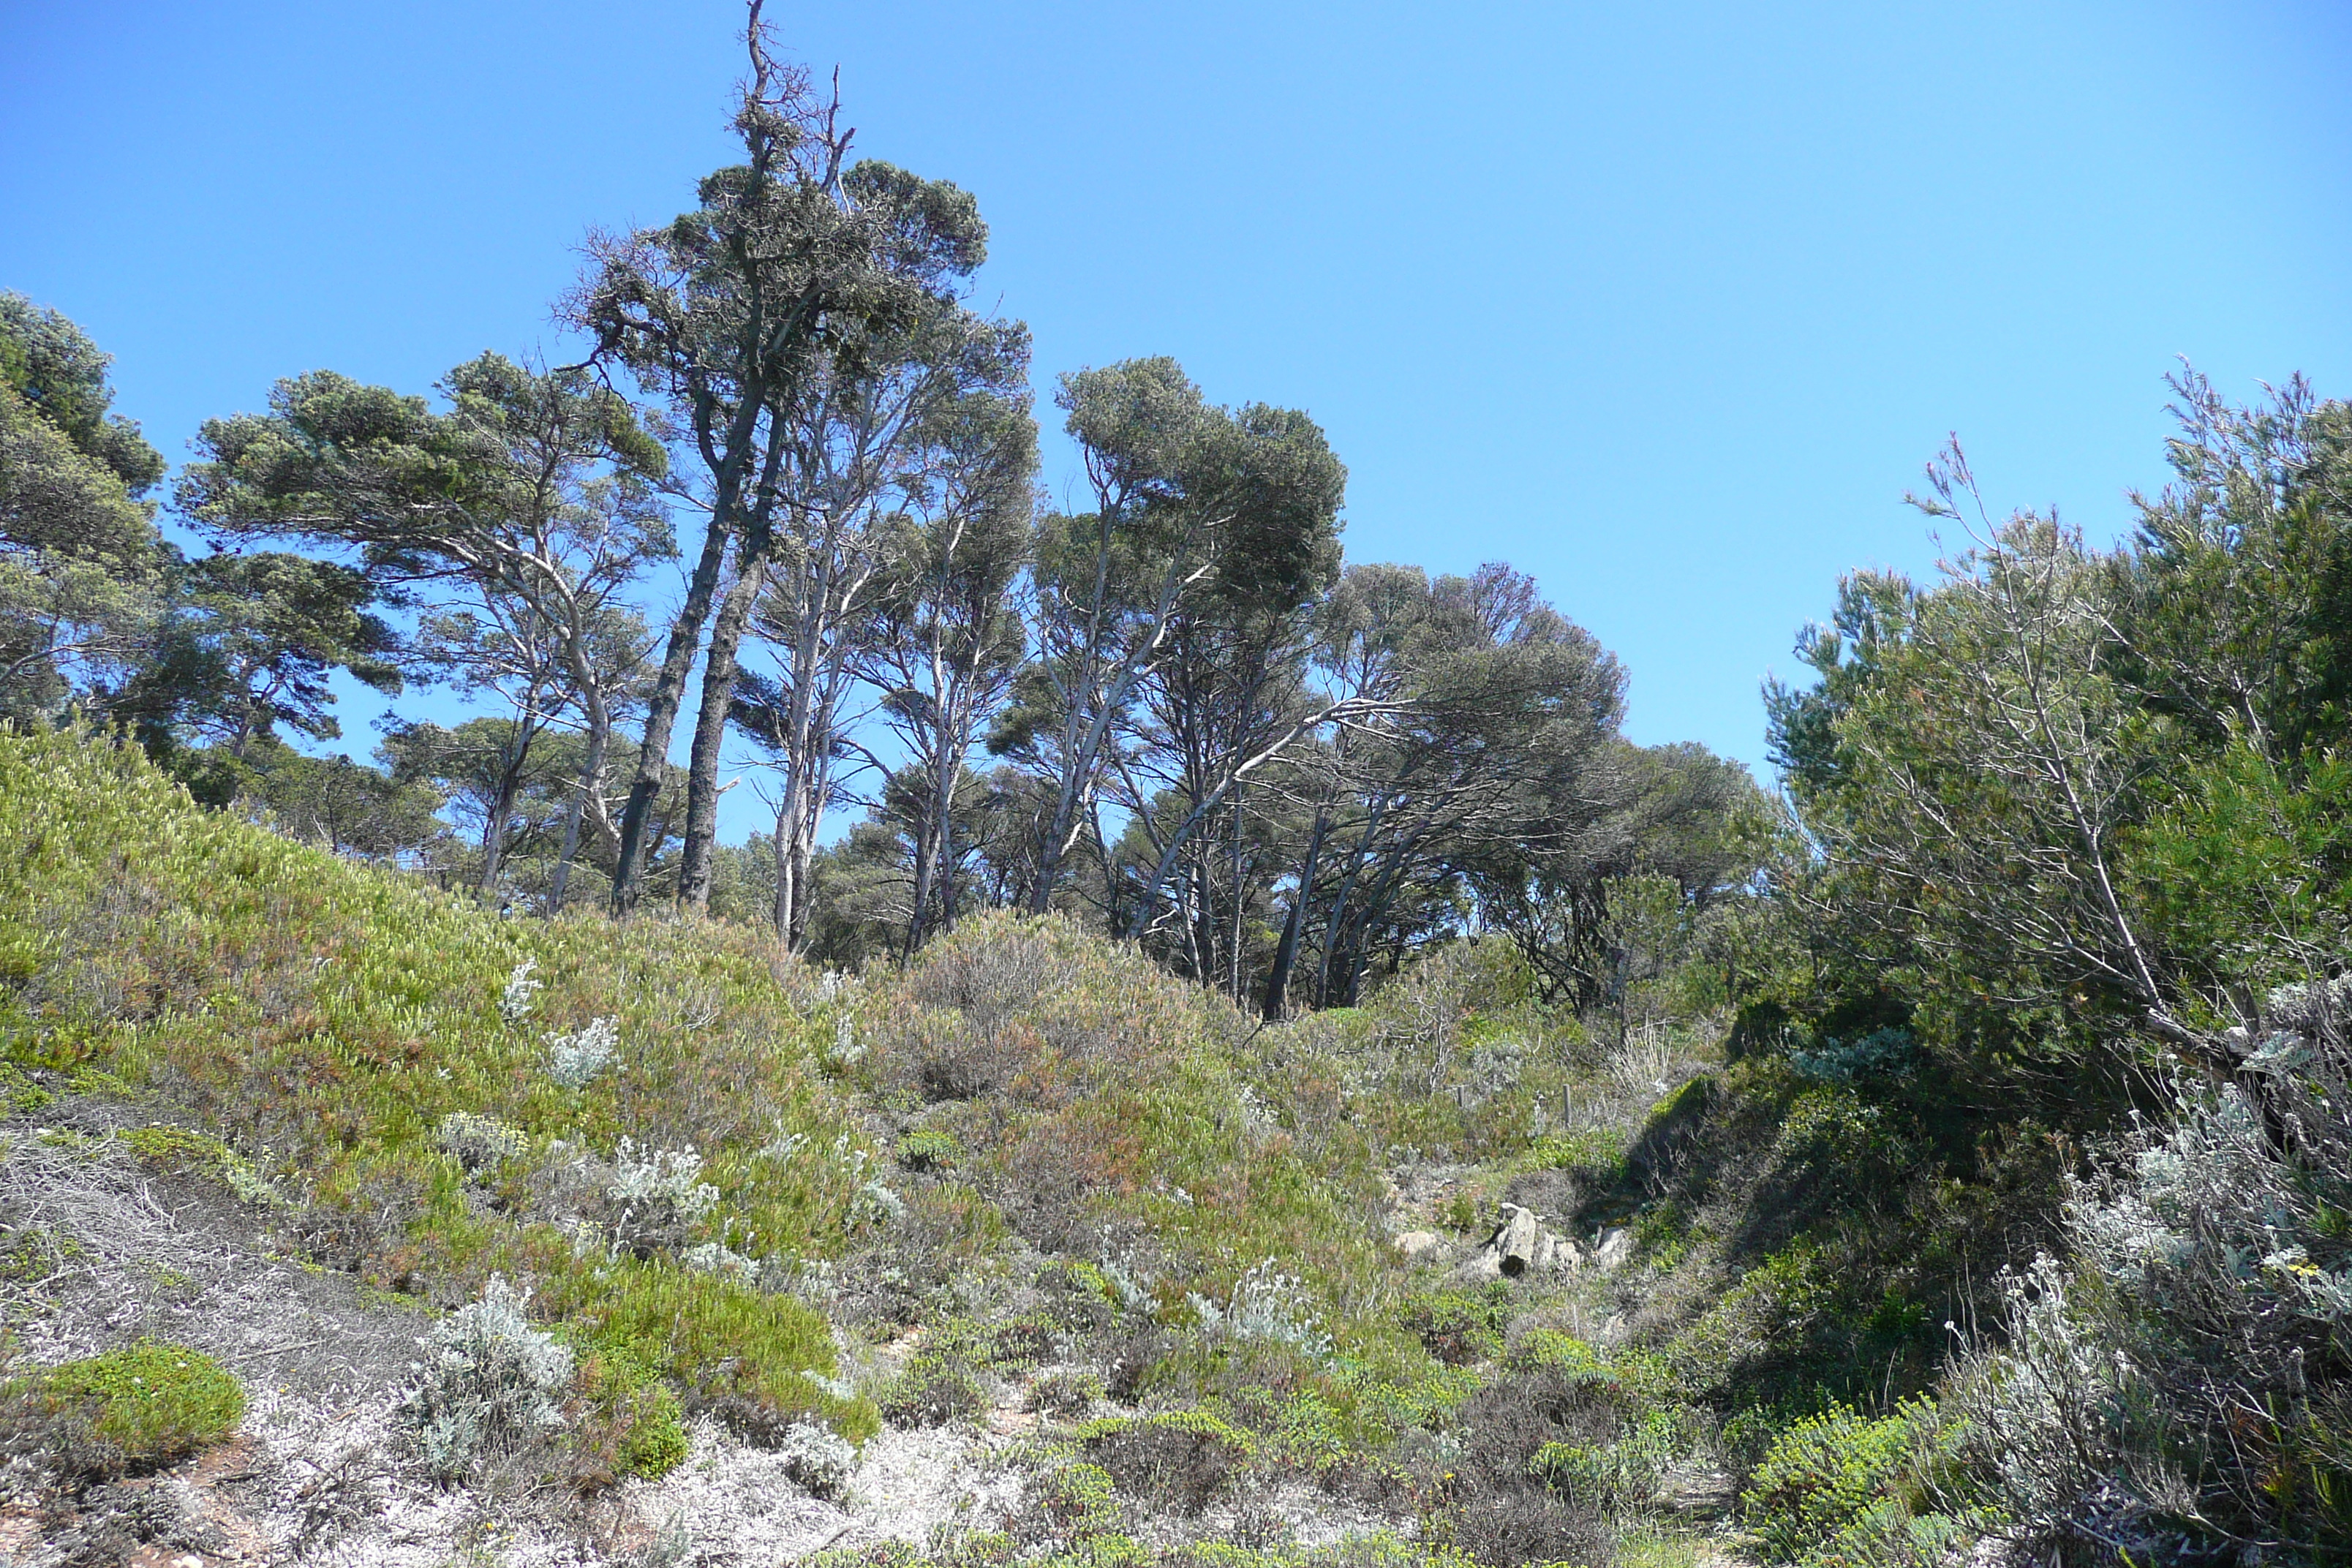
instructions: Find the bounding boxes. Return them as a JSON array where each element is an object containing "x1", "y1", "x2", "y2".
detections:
[{"x1": 5, "y1": 1, "x2": 2348, "y2": 839}]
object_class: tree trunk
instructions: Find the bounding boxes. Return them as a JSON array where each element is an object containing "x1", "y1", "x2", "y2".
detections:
[
  {"x1": 610, "y1": 508, "x2": 733, "y2": 913},
  {"x1": 1262, "y1": 809, "x2": 1329, "y2": 1019},
  {"x1": 677, "y1": 518, "x2": 774, "y2": 911},
  {"x1": 478, "y1": 755, "x2": 525, "y2": 899},
  {"x1": 546, "y1": 715, "x2": 606, "y2": 915}
]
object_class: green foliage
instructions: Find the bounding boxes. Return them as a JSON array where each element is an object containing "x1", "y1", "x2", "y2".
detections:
[
  {"x1": 1529, "y1": 1405, "x2": 1682, "y2": 1512},
  {"x1": 0, "y1": 1059, "x2": 50, "y2": 1114},
  {"x1": 1398, "y1": 1286, "x2": 1509, "y2": 1366},
  {"x1": 897, "y1": 1126, "x2": 965, "y2": 1172},
  {"x1": 1077, "y1": 1410, "x2": 1259, "y2": 1513},
  {"x1": 26, "y1": 1341, "x2": 244, "y2": 1470},
  {"x1": 116, "y1": 550, "x2": 404, "y2": 764},
  {"x1": 0, "y1": 728, "x2": 864, "y2": 1441},
  {"x1": 2125, "y1": 739, "x2": 2352, "y2": 992},
  {"x1": 882, "y1": 1354, "x2": 990, "y2": 1428},
  {"x1": 548, "y1": 1262, "x2": 869, "y2": 1441},
  {"x1": 113, "y1": 1123, "x2": 284, "y2": 1206},
  {"x1": 570, "y1": 1341, "x2": 690, "y2": 1483},
  {"x1": 865, "y1": 911, "x2": 1391, "y2": 1322},
  {"x1": 1036, "y1": 1460, "x2": 1120, "y2": 1535},
  {"x1": 1741, "y1": 1400, "x2": 1937, "y2": 1565},
  {"x1": 0, "y1": 296, "x2": 167, "y2": 720}
]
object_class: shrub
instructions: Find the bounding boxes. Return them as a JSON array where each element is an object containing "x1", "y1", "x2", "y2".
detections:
[
  {"x1": 1026, "y1": 1368, "x2": 1105, "y2": 1417},
  {"x1": 680, "y1": 1240, "x2": 760, "y2": 1283},
  {"x1": 1401, "y1": 1286, "x2": 1509, "y2": 1366},
  {"x1": 498, "y1": 958, "x2": 543, "y2": 1025},
  {"x1": 1788, "y1": 1026, "x2": 1919, "y2": 1084},
  {"x1": 1945, "y1": 997, "x2": 2352, "y2": 1563},
  {"x1": 402, "y1": 1275, "x2": 575, "y2": 1480},
  {"x1": 1192, "y1": 1258, "x2": 1332, "y2": 1360},
  {"x1": 436, "y1": 1110, "x2": 528, "y2": 1174},
  {"x1": 570, "y1": 1343, "x2": 690, "y2": 1487},
  {"x1": 551, "y1": 1261, "x2": 867, "y2": 1441},
  {"x1": 776, "y1": 1420, "x2": 858, "y2": 1499},
  {"x1": 897, "y1": 1126, "x2": 964, "y2": 1172},
  {"x1": 1741, "y1": 1401, "x2": 1931, "y2": 1563},
  {"x1": 1431, "y1": 1360, "x2": 1625, "y2": 1567},
  {"x1": 1036, "y1": 1460, "x2": 1121, "y2": 1536},
  {"x1": 23, "y1": 1340, "x2": 244, "y2": 1473},
  {"x1": 1077, "y1": 1411, "x2": 1257, "y2": 1515},
  {"x1": 882, "y1": 1356, "x2": 990, "y2": 1428},
  {"x1": 545, "y1": 1015, "x2": 620, "y2": 1088},
  {"x1": 1529, "y1": 1406, "x2": 1681, "y2": 1513},
  {"x1": 606, "y1": 1137, "x2": 719, "y2": 1256}
]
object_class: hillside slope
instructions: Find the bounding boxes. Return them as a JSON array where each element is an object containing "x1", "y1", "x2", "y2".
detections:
[{"x1": 5, "y1": 728, "x2": 1733, "y2": 1568}]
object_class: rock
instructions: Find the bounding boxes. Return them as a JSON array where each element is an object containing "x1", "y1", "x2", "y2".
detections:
[
  {"x1": 1392, "y1": 1229, "x2": 1444, "y2": 1260},
  {"x1": 1450, "y1": 1202, "x2": 1580, "y2": 1283},
  {"x1": 1448, "y1": 1248, "x2": 1504, "y2": 1284},
  {"x1": 1594, "y1": 1226, "x2": 1635, "y2": 1269},
  {"x1": 1495, "y1": 1205, "x2": 1544, "y2": 1277}
]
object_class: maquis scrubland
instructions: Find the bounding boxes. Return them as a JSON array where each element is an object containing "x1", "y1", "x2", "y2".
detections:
[{"x1": 1, "y1": 9, "x2": 2345, "y2": 1568}]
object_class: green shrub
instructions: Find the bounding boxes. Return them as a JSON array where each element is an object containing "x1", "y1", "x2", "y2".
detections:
[
  {"x1": 1399, "y1": 1286, "x2": 1508, "y2": 1365},
  {"x1": 29, "y1": 1340, "x2": 245, "y2": 1470},
  {"x1": 1529, "y1": 1405, "x2": 1681, "y2": 1512},
  {"x1": 550, "y1": 1260, "x2": 871, "y2": 1441},
  {"x1": 882, "y1": 1356, "x2": 990, "y2": 1427},
  {"x1": 1741, "y1": 1400, "x2": 1930, "y2": 1563},
  {"x1": 570, "y1": 1341, "x2": 690, "y2": 1485},
  {"x1": 1038, "y1": 1460, "x2": 1121, "y2": 1534},
  {"x1": 1027, "y1": 1367, "x2": 1105, "y2": 1417},
  {"x1": 897, "y1": 1126, "x2": 964, "y2": 1172},
  {"x1": 0, "y1": 1060, "x2": 51, "y2": 1113}
]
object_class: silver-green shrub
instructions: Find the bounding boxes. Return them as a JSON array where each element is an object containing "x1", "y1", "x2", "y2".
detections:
[
  {"x1": 435, "y1": 1111, "x2": 527, "y2": 1174},
  {"x1": 545, "y1": 1016, "x2": 620, "y2": 1088},
  {"x1": 774, "y1": 1420, "x2": 856, "y2": 1499},
  {"x1": 402, "y1": 1275, "x2": 575, "y2": 1480},
  {"x1": 497, "y1": 959, "x2": 542, "y2": 1026},
  {"x1": 606, "y1": 1137, "x2": 717, "y2": 1256},
  {"x1": 1948, "y1": 984, "x2": 2352, "y2": 1563}
]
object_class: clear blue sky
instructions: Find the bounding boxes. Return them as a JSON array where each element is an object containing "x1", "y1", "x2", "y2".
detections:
[{"x1": 5, "y1": 1, "x2": 2348, "y2": 838}]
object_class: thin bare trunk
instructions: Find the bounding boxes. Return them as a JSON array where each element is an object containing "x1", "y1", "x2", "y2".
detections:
[
  {"x1": 611, "y1": 510, "x2": 732, "y2": 911},
  {"x1": 678, "y1": 519, "x2": 775, "y2": 910}
]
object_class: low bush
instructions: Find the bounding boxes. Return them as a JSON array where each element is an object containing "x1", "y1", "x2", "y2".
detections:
[
  {"x1": 897, "y1": 1126, "x2": 965, "y2": 1172},
  {"x1": 1028, "y1": 1368, "x2": 1105, "y2": 1417},
  {"x1": 1078, "y1": 1410, "x2": 1258, "y2": 1513},
  {"x1": 1741, "y1": 1400, "x2": 1932, "y2": 1563},
  {"x1": 19, "y1": 1340, "x2": 244, "y2": 1474},
  {"x1": 1031, "y1": 1459, "x2": 1122, "y2": 1539},
  {"x1": 776, "y1": 1420, "x2": 858, "y2": 1499},
  {"x1": 882, "y1": 1354, "x2": 990, "y2": 1428},
  {"x1": 402, "y1": 1275, "x2": 575, "y2": 1480},
  {"x1": 547, "y1": 1259, "x2": 870, "y2": 1441},
  {"x1": 1428, "y1": 1358, "x2": 1627, "y2": 1567},
  {"x1": 1399, "y1": 1286, "x2": 1509, "y2": 1366},
  {"x1": 1945, "y1": 995, "x2": 2352, "y2": 1562},
  {"x1": 568, "y1": 1341, "x2": 690, "y2": 1487},
  {"x1": 435, "y1": 1111, "x2": 529, "y2": 1174}
]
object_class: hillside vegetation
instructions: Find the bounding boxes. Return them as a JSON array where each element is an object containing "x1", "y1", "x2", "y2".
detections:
[
  {"x1": 1, "y1": 726, "x2": 1692, "y2": 1564},
  {"x1": 4, "y1": 12, "x2": 2351, "y2": 1559}
]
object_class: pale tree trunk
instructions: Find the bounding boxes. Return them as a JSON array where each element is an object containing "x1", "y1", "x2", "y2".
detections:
[{"x1": 1028, "y1": 533, "x2": 1209, "y2": 913}]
